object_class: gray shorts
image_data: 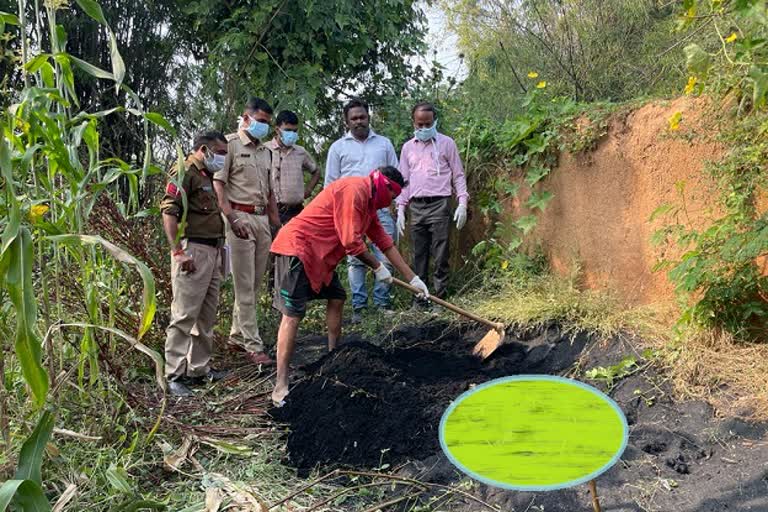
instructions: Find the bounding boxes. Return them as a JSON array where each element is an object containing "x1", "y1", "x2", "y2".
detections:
[{"x1": 272, "y1": 255, "x2": 346, "y2": 318}]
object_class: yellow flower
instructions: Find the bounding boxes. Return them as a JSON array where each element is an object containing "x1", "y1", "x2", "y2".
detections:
[
  {"x1": 29, "y1": 204, "x2": 50, "y2": 222},
  {"x1": 536, "y1": 81, "x2": 547, "y2": 89},
  {"x1": 684, "y1": 76, "x2": 697, "y2": 95},
  {"x1": 725, "y1": 32, "x2": 738, "y2": 43},
  {"x1": 501, "y1": 260, "x2": 509, "y2": 270},
  {"x1": 668, "y1": 112, "x2": 682, "y2": 131},
  {"x1": 527, "y1": 71, "x2": 539, "y2": 79}
]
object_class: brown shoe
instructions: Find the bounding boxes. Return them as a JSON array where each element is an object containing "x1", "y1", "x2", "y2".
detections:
[{"x1": 246, "y1": 352, "x2": 274, "y2": 365}]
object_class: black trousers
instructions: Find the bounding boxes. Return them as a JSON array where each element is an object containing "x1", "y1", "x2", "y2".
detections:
[{"x1": 409, "y1": 197, "x2": 451, "y2": 298}]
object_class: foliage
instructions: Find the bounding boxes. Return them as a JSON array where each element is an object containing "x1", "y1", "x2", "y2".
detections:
[
  {"x1": 0, "y1": 410, "x2": 54, "y2": 511},
  {"x1": 451, "y1": 74, "x2": 580, "y2": 269},
  {"x1": 182, "y1": 0, "x2": 428, "y2": 142},
  {"x1": 442, "y1": 0, "x2": 683, "y2": 119},
  {"x1": 652, "y1": 112, "x2": 768, "y2": 337},
  {"x1": 585, "y1": 351, "x2": 657, "y2": 390},
  {"x1": 678, "y1": 0, "x2": 768, "y2": 113},
  {"x1": 1, "y1": 0, "x2": 165, "y2": 508}
]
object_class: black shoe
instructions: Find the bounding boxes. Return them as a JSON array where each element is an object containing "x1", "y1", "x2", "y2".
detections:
[
  {"x1": 168, "y1": 380, "x2": 193, "y2": 397},
  {"x1": 186, "y1": 369, "x2": 230, "y2": 386},
  {"x1": 351, "y1": 308, "x2": 364, "y2": 324},
  {"x1": 205, "y1": 369, "x2": 230, "y2": 382},
  {"x1": 411, "y1": 298, "x2": 433, "y2": 312}
]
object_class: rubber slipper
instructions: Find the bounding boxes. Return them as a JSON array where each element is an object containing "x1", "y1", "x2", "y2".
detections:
[{"x1": 272, "y1": 392, "x2": 289, "y2": 408}]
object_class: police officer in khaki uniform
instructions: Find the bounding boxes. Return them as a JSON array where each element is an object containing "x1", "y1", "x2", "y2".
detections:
[
  {"x1": 213, "y1": 97, "x2": 281, "y2": 365},
  {"x1": 161, "y1": 131, "x2": 230, "y2": 397}
]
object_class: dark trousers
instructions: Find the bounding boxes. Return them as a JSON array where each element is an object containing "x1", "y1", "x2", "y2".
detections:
[{"x1": 410, "y1": 196, "x2": 451, "y2": 298}]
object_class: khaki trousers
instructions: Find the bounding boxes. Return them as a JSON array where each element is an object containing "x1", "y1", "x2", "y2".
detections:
[
  {"x1": 165, "y1": 242, "x2": 222, "y2": 380},
  {"x1": 226, "y1": 212, "x2": 271, "y2": 353}
]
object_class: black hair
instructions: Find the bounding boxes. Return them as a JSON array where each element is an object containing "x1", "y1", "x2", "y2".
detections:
[
  {"x1": 245, "y1": 96, "x2": 274, "y2": 115},
  {"x1": 379, "y1": 165, "x2": 407, "y2": 189},
  {"x1": 192, "y1": 130, "x2": 227, "y2": 151},
  {"x1": 411, "y1": 101, "x2": 436, "y2": 119},
  {"x1": 276, "y1": 110, "x2": 299, "y2": 126},
  {"x1": 343, "y1": 98, "x2": 369, "y2": 120}
]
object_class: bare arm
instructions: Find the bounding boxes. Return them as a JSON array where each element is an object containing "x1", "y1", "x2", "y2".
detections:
[
  {"x1": 305, "y1": 171, "x2": 321, "y2": 199},
  {"x1": 381, "y1": 245, "x2": 416, "y2": 282},
  {"x1": 213, "y1": 180, "x2": 232, "y2": 216},
  {"x1": 162, "y1": 213, "x2": 182, "y2": 252},
  {"x1": 162, "y1": 213, "x2": 195, "y2": 272},
  {"x1": 268, "y1": 191, "x2": 281, "y2": 228}
]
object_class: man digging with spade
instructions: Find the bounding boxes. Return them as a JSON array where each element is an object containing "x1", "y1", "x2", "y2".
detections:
[{"x1": 269, "y1": 165, "x2": 429, "y2": 406}]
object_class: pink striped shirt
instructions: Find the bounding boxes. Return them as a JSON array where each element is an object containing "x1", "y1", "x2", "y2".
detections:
[{"x1": 396, "y1": 133, "x2": 469, "y2": 208}]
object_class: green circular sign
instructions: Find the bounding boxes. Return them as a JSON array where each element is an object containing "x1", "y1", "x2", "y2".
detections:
[{"x1": 439, "y1": 375, "x2": 628, "y2": 491}]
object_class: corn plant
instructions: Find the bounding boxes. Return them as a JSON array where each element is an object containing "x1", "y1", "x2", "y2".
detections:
[{"x1": 0, "y1": 0, "x2": 172, "y2": 507}]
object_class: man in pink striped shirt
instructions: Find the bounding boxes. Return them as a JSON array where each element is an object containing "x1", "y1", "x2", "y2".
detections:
[{"x1": 396, "y1": 102, "x2": 470, "y2": 301}]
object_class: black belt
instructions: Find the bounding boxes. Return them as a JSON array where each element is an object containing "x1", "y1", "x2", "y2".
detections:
[
  {"x1": 411, "y1": 195, "x2": 450, "y2": 204},
  {"x1": 186, "y1": 237, "x2": 224, "y2": 248},
  {"x1": 278, "y1": 203, "x2": 303, "y2": 213}
]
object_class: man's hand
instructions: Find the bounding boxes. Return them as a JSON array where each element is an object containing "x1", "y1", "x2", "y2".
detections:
[
  {"x1": 396, "y1": 207, "x2": 406, "y2": 238},
  {"x1": 409, "y1": 275, "x2": 430, "y2": 298},
  {"x1": 174, "y1": 251, "x2": 197, "y2": 273},
  {"x1": 373, "y1": 263, "x2": 393, "y2": 283},
  {"x1": 453, "y1": 204, "x2": 467, "y2": 230},
  {"x1": 226, "y1": 213, "x2": 249, "y2": 239}
]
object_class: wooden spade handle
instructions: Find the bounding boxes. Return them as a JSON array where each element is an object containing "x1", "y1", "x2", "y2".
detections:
[{"x1": 392, "y1": 277, "x2": 504, "y2": 332}]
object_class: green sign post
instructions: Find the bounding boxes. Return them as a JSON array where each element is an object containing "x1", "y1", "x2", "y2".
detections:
[{"x1": 440, "y1": 375, "x2": 628, "y2": 511}]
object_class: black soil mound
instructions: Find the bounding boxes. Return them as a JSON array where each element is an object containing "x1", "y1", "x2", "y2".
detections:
[{"x1": 270, "y1": 322, "x2": 589, "y2": 473}]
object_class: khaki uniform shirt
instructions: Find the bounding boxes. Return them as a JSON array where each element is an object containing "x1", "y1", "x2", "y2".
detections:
[
  {"x1": 160, "y1": 155, "x2": 224, "y2": 239},
  {"x1": 214, "y1": 131, "x2": 273, "y2": 207},
  {"x1": 266, "y1": 139, "x2": 319, "y2": 206}
]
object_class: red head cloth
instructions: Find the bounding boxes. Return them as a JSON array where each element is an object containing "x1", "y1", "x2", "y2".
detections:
[{"x1": 370, "y1": 169, "x2": 401, "y2": 210}]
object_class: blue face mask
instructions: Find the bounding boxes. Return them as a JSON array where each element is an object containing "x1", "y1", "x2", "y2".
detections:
[
  {"x1": 280, "y1": 129, "x2": 299, "y2": 147},
  {"x1": 246, "y1": 118, "x2": 270, "y2": 140},
  {"x1": 414, "y1": 119, "x2": 438, "y2": 142}
]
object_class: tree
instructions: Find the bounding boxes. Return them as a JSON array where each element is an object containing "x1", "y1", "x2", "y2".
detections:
[
  {"x1": 442, "y1": 0, "x2": 684, "y2": 115},
  {"x1": 183, "y1": 0, "x2": 429, "y2": 141}
]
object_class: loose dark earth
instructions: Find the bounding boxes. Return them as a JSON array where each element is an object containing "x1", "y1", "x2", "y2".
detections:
[{"x1": 270, "y1": 321, "x2": 768, "y2": 511}]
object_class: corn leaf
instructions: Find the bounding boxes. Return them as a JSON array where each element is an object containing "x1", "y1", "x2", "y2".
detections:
[
  {"x1": 0, "y1": 480, "x2": 51, "y2": 512},
  {"x1": 0, "y1": 135, "x2": 20, "y2": 256},
  {"x1": 74, "y1": 0, "x2": 107, "y2": 25},
  {"x1": 69, "y1": 55, "x2": 114, "y2": 80},
  {"x1": 105, "y1": 465, "x2": 133, "y2": 494},
  {"x1": 6, "y1": 228, "x2": 49, "y2": 407},
  {"x1": 49, "y1": 235, "x2": 156, "y2": 339},
  {"x1": 109, "y1": 29, "x2": 125, "y2": 90},
  {"x1": 52, "y1": 322, "x2": 165, "y2": 392},
  {"x1": 0, "y1": 11, "x2": 20, "y2": 25},
  {"x1": 15, "y1": 411, "x2": 56, "y2": 485},
  {"x1": 144, "y1": 112, "x2": 175, "y2": 136}
]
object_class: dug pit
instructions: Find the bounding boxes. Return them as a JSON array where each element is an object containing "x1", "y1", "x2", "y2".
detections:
[
  {"x1": 270, "y1": 321, "x2": 588, "y2": 473},
  {"x1": 269, "y1": 321, "x2": 768, "y2": 511}
]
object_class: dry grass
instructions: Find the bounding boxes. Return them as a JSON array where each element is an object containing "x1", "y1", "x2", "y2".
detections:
[
  {"x1": 464, "y1": 271, "x2": 670, "y2": 340},
  {"x1": 460, "y1": 268, "x2": 768, "y2": 420},
  {"x1": 654, "y1": 328, "x2": 768, "y2": 420}
]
